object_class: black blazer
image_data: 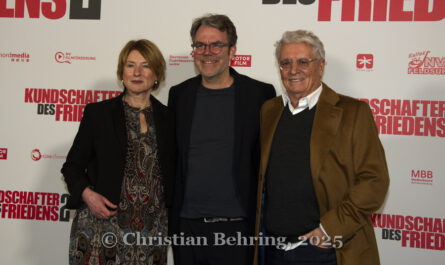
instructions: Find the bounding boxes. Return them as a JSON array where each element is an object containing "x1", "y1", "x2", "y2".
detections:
[
  {"x1": 167, "y1": 67, "x2": 276, "y2": 233},
  {"x1": 61, "y1": 93, "x2": 175, "y2": 209}
]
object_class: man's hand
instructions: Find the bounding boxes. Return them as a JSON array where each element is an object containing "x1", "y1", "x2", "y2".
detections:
[
  {"x1": 300, "y1": 227, "x2": 331, "y2": 248},
  {"x1": 82, "y1": 187, "x2": 117, "y2": 219}
]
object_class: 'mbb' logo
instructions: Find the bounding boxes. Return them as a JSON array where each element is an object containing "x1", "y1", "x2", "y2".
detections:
[
  {"x1": 0, "y1": 0, "x2": 101, "y2": 20},
  {"x1": 411, "y1": 169, "x2": 433, "y2": 185},
  {"x1": 356, "y1": 54, "x2": 374, "y2": 70}
]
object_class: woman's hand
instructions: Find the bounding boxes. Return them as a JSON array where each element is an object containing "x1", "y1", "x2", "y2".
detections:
[{"x1": 82, "y1": 187, "x2": 118, "y2": 219}]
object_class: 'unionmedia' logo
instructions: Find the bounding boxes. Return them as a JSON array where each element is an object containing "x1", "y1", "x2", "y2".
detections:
[
  {"x1": 55, "y1": 52, "x2": 96, "y2": 64},
  {"x1": 0, "y1": 52, "x2": 30, "y2": 63},
  {"x1": 231, "y1": 55, "x2": 252, "y2": 67},
  {"x1": 0, "y1": 148, "x2": 7, "y2": 160},
  {"x1": 356, "y1": 54, "x2": 373, "y2": 71},
  {"x1": 408, "y1": 51, "x2": 445, "y2": 75}
]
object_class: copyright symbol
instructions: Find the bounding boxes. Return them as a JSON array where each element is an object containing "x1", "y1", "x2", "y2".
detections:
[{"x1": 101, "y1": 232, "x2": 117, "y2": 248}]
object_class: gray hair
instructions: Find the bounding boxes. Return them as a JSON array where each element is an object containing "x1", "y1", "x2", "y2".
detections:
[
  {"x1": 275, "y1": 30, "x2": 325, "y2": 61},
  {"x1": 190, "y1": 14, "x2": 237, "y2": 46}
]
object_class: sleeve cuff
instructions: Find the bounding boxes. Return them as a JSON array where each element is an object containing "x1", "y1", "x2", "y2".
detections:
[{"x1": 319, "y1": 223, "x2": 329, "y2": 237}]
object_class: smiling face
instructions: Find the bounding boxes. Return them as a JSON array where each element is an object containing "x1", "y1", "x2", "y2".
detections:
[
  {"x1": 279, "y1": 42, "x2": 325, "y2": 102},
  {"x1": 193, "y1": 26, "x2": 236, "y2": 85},
  {"x1": 122, "y1": 50, "x2": 157, "y2": 95}
]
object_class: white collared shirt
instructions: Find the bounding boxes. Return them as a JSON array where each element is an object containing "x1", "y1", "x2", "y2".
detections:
[{"x1": 281, "y1": 84, "x2": 322, "y2": 115}]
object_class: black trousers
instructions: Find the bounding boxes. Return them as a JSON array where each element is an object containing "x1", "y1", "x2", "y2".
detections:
[{"x1": 173, "y1": 218, "x2": 252, "y2": 265}]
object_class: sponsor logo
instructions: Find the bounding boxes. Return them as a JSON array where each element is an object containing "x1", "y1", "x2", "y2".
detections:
[
  {"x1": 0, "y1": 190, "x2": 71, "y2": 222},
  {"x1": 0, "y1": 52, "x2": 30, "y2": 63},
  {"x1": 230, "y1": 55, "x2": 252, "y2": 67},
  {"x1": 55, "y1": 52, "x2": 96, "y2": 64},
  {"x1": 24, "y1": 88, "x2": 121, "y2": 122},
  {"x1": 408, "y1": 51, "x2": 445, "y2": 75},
  {"x1": 410, "y1": 169, "x2": 433, "y2": 185},
  {"x1": 262, "y1": 0, "x2": 445, "y2": 22},
  {"x1": 0, "y1": 0, "x2": 101, "y2": 20},
  {"x1": 31, "y1": 149, "x2": 42, "y2": 161},
  {"x1": 168, "y1": 54, "x2": 252, "y2": 67},
  {"x1": 0, "y1": 148, "x2": 7, "y2": 160},
  {"x1": 168, "y1": 55, "x2": 194, "y2": 66},
  {"x1": 356, "y1": 54, "x2": 373, "y2": 71},
  {"x1": 31, "y1": 149, "x2": 66, "y2": 161},
  {"x1": 359, "y1": 98, "x2": 445, "y2": 137},
  {"x1": 372, "y1": 213, "x2": 445, "y2": 250}
]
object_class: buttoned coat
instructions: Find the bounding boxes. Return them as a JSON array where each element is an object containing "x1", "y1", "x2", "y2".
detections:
[{"x1": 253, "y1": 84, "x2": 390, "y2": 265}]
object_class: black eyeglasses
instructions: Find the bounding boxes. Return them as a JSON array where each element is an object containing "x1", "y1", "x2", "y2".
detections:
[
  {"x1": 279, "y1": 58, "x2": 319, "y2": 71},
  {"x1": 191, "y1": 42, "x2": 230, "y2": 54}
]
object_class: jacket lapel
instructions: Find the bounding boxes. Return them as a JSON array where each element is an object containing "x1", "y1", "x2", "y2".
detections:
[
  {"x1": 151, "y1": 95, "x2": 164, "y2": 147},
  {"x1": 179, "y1": 77, "x2": 199, "y2": 168},
  {"x1": 310, "y1": 84, "x2": 342, "y2": 180},
  {"x1": 260, "y1": 97, "x2": 284, "y2": 176},
  {"x1": 111, "y1": 93, "x2": 127, "y2": 159},
  {"x1": 233, "y1": 69, "x2": 248, "y2": 171}
]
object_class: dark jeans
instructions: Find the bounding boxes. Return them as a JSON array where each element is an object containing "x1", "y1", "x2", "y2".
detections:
[
  {"x1": 266, "y1": 241, "x2": 337, "y2": 265},
  {"x1": 173, "y1": 218, "x2": 252, "y2": 265}
]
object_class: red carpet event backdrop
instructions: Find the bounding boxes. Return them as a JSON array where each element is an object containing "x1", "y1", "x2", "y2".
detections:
[{"x1": 0, "y1": 0, "x2": 444, "y2": 264}]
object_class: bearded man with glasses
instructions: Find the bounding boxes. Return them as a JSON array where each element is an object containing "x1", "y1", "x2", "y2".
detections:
[
  {"x1": 168, "y1": 14, "x2": 276, "y2": 265},
  {"x1": 253, "y1": 29, "x2": 390, "y2": 265}
]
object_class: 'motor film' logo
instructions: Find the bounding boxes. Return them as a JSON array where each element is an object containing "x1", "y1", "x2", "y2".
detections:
[{"x1": 231, "y1": 55, "x2": 252, "y2": 67}]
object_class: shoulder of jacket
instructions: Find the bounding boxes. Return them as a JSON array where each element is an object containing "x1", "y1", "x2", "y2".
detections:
[
  {"x1": 170, "y1": 76, "x2": 200, "y2": 91},
  {"x1": 85, "y1": 94, "x2": 122, "y2": 112},
  {"x1": 261, "y1": 96, "x2": 281, "y2": 110}
]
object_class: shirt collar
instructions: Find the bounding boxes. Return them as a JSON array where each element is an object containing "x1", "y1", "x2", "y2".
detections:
[{"x1": 281, "y1": 84, "x2": 323, "y2": 115}]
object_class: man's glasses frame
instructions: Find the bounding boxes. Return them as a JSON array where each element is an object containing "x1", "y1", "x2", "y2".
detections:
[{"x1": 191, "y1": 42, "x2": 231, "y2": 55}]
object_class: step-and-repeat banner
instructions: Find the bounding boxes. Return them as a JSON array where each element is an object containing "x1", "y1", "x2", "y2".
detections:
[{"x1": 1, "y1": 0, "x2": 444, "y2": 264}]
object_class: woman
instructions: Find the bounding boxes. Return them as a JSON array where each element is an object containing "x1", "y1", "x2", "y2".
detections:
[{"x1": 62, "y1": 39, "x2": 174, "y2": 265}]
